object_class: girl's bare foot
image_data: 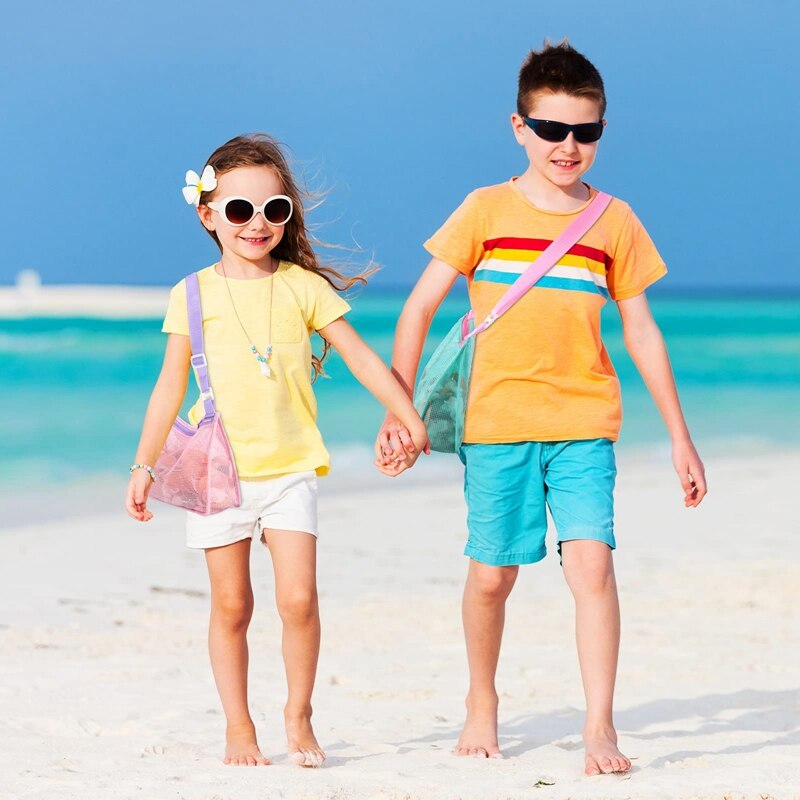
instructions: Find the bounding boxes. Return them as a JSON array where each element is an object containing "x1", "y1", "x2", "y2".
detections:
[
  {"x1": 285, "y1": 710, "x2": 325, "y2": 767},
  {"x1": 583, "y1": 727, "x2": 631, "y2": 775},
  {"x1": 224, "y1": 721, "x2": 270, "y2": 766},
  {"x1": 454, "y1": 693, "x2": 503, "y2": 758}
]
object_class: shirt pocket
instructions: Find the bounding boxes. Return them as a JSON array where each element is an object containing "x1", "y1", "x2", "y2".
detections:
[{"x1": 272, "y1": 306, "x2": 304, "y2": 343}]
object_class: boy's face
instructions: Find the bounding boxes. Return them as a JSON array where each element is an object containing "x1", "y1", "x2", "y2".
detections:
[{"x1": 511, "y1": 92, "x2": 605, "y2": 191}]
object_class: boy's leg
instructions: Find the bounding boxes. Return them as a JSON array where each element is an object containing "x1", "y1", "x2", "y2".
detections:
[
  {"x1": 456, "y1": 442, "x2": 547, "y2": 758},
  {"x1": 545, "y1": 438, "x2": 630, "y2": 775},
  {"x1": 456, "y1": 559, "x2": 519, "y2": 758},
  {"x1": 205, "y1": 538, "x2": 269, "y2": 765},
  {"x1": 262, "y1": 528, "x2": 325, "y2": 768},
  {"x1": 561, "y1": 540, "x2": 631, "y2": 775}
]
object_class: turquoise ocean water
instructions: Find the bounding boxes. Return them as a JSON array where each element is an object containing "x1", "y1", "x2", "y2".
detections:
[{"x1": 1, "y1": 291, "x2": 799, "y2": 502}]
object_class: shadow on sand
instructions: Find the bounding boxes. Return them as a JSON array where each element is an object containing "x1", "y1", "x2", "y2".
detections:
[{"x1": 387, "y1": 687, "x2": 800, "y2": 766}]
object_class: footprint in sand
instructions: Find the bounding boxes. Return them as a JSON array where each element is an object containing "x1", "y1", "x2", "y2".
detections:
[{"x1": 552, "y1": 737, "x2": 583, "y2": 751}]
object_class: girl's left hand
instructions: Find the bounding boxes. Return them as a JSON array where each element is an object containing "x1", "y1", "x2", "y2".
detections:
[
  {"x1": 125, "y1": 471, "x2": 155, "y2": 521},
  {"x1": 672, "y1": 439, "x2": 707, "y2": 507}
]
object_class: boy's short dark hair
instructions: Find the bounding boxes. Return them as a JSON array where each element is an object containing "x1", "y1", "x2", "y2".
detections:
[{"x1": 517, "y1": 39, "x2": 606, "y2": 118}]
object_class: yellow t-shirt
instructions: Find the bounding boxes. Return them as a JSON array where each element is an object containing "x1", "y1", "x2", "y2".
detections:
[
  {"x1": 162, "y1": 262, "x2": 350, "y2": 477},
  {"x1": 424, "y1": 179, "x2": 667, "y2": 443}
]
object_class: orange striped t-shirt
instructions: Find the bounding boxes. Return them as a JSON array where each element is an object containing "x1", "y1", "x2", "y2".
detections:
[{"x1": 424, "y1": 179, "x2": 667, "y2": 443}]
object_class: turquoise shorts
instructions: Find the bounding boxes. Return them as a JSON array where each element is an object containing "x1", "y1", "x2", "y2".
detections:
[{"x1": 458, "y1": 439, "x2": 616, "y2": 567}]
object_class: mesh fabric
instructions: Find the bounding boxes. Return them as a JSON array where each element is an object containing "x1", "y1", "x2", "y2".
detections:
[
  {"x1": 413, "y1": 313, "x2": 475, "y2": 453},
  {"x1": 151, "y1": 413, "x2": 240, "y2": 515}
]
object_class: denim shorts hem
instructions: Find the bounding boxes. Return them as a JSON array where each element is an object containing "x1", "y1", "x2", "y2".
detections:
[{"x1": 464, "y1": 544, "x2": 547, "y2": 567}]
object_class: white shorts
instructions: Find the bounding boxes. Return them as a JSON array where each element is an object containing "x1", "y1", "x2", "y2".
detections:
[{"x1": 186, "y1": 471, "x2": 318, "y2": 550}]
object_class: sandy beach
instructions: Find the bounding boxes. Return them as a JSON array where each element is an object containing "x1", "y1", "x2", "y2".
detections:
[{"x1": 1, "y1": 449, "x2": 798, "y2": 800}]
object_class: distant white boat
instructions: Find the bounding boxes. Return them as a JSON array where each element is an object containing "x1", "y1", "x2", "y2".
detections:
[
  {"x1": 0, "y1": 270, "x2": 170, "y2": 319},
  {"x1": 16, "y1": 269, "x2": 41, "y2": 299}
]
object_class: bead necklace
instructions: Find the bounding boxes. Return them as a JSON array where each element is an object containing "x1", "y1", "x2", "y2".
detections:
[{"x1": 220, "y1": 259, "x2": 275, "y2": 378}]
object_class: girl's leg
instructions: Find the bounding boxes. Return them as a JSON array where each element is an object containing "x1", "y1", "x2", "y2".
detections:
[
  {"x1": 205, "y1": 539, "x2": 268, "y2": 766},
  {"x1": 456, "y1": 559, "x2": 519, "y2": 758},
  {"x1": 560, "y1": 539, "x2": 631, "y2": 775},
  {"x1": 261, "y1": 528, "x2": 325, "y2": 767}
]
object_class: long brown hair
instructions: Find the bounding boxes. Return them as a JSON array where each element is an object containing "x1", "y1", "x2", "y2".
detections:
[{"x1": 198, "y1": 133, "x2": 373, "y2": 378}]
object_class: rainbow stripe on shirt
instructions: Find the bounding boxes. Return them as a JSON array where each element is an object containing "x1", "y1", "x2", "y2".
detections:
[{"x1": 473, "y1": 237, "x2": 611, "y2": 298}]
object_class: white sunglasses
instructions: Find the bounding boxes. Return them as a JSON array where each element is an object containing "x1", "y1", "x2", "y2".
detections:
[{"x1": 207, "y1": 195, "x2": 294, "y2": 227}]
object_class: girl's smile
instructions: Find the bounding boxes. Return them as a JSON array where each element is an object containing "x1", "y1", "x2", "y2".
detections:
[{"x1": 239, "y1": 234, "x2": 272, "y2": 246}]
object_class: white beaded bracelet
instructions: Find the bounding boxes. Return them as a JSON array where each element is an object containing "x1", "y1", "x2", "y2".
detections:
[{"x1": 129, "y1": 464, "x2": 156, "y2": 482}]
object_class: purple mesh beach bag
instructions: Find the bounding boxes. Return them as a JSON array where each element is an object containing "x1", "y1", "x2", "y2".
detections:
[{"x1": 150, "y1": 272, "x2": 241, "y2": 515}]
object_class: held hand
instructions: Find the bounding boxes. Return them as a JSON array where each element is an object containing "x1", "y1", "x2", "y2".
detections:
[
  {"x1": 672, "y1": 439, "x2": 707, "y2": 508},
  {"x1": 125, "y1": 470, "x2": 154, "y2": 521},
  {"x1": 374, "y1": 444, "x2": 420, "y2": 477},
  {"x1": 375, "y1": 413, "x2": 430, "y2": 468},
  {"x1": 375, "y1": 458, "x2": 413, "y2": 478},
  {"x1": 374, "y1": 416, "x2": 428, "y2": 477}
]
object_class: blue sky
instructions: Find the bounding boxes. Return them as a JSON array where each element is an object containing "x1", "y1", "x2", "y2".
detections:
[{"x1": 1, "y1": 0, "x2": 797, "y2": 290}]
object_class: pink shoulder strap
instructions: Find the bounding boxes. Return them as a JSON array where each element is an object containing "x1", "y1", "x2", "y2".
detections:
[{"x1": 464, "y1": 191, "x2": 613, "y2": 342}]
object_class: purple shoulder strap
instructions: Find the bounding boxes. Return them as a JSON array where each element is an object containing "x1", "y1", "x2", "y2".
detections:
[
  {"x1": 185, "y1": 272, "x2": 216, "y2": 420},
  {"x1": 463, "y1": 191, "x2": 613, "y2": 342}
]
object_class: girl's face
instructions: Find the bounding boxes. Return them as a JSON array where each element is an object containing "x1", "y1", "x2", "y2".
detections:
[{"x1": 199, "y1": 165, "x2": 287, "y2": 266}]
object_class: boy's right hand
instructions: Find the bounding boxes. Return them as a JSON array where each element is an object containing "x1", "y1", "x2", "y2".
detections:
[
  {"x1": 374, "y1": 414, "x2": 428, "y2": 476},
  {"x1": 376, "y1": 413, "x2": 416, "y2": 466},
  {"x1": 125, "y1": 471, "x2": 154, "y2": 522}
]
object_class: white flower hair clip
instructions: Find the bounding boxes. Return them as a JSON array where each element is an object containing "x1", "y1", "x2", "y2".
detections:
[{"x1": 182, "y1": 165, "x2": 217, "y2": 206}]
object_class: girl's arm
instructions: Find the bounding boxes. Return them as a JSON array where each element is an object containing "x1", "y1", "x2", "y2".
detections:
[
  {"x1": 317, "y1": 317, "x2": 428, "y2": 475},
  {"x1": 617, "y1": 292, "x2": 707, "y2": 507},
  {"x1": 125, "y1": 333, "x2": 191, "y2": 521},
  {"x1": 376, "y1": 258, "x2": 462, "y2": 462}
]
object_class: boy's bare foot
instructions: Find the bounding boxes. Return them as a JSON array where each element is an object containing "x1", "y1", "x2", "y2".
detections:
[
  {"x1": 285, "y1": 710, "x2": 326, "y2": 768},
  {"x1": 583, "y1": 728, "x2": 631, "y2": 775},
  {"x1": 454, "y1": 694, "x2": 503, "y2": 758},
  {"x1": 224, "y1": 721, "x2": 270, "y2": 766}
]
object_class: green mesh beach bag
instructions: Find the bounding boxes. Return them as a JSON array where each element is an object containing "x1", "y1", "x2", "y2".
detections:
[
  {"x1": 413, "y1": 191, "x2": 613, "y2": 455},
  {"x1": 414, "y1": 311, "x2": 476, "y2": 453}
]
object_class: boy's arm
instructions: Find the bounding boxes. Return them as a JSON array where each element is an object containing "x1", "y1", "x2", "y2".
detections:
[
  {"x1": 617, "y1": 293, "x2": 707, "y2": 507},
  {"x1": 377, "y1": 258, "x2": 462, "y2": 464},
  {"x1": 317, "y1": 317, "x2": 428, "y2": 474}
]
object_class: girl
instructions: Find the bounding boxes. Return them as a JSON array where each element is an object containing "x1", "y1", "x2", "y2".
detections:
[{"x1": 125, "y1": 133, "x2": 427, "y2": 768}]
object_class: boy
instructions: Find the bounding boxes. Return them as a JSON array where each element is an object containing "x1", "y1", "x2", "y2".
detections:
[{"x1": 376, "y1": 40, "x2": 707, "y2": 776}]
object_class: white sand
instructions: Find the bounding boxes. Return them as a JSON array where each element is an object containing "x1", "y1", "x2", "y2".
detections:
[{"x1": 1, "y1": 450, "x2": 798, "y2": 800}]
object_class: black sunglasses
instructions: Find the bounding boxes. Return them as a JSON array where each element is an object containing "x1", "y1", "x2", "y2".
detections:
[{"x1": 522, "y1": 117, "x2": 604, "y2": 144}]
